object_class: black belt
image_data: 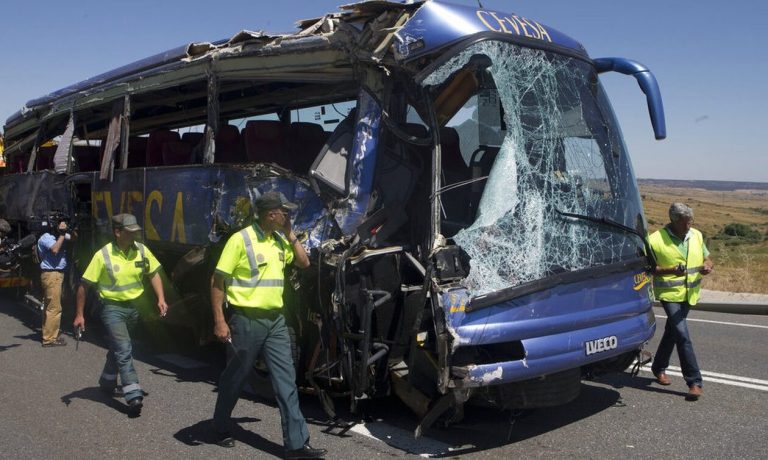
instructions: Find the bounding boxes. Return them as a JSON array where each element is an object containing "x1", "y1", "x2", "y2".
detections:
[
  {"x1": 41, "y1": 269, "x2": 65, "y2": 273},
  {"x1": 230, "y1": 304, "x2": 282, "y2": 320}
]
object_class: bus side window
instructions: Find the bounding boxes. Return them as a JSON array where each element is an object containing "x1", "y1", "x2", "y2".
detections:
[
  {"x1": 145, "y1": 130, "x2": 180, "y2": 167},
  {"x1": 161, "y1": 141, "x2": 194, "y2": 166},
  {"x1": 127, "y1": 137, "x2": 148, "y2": 168},
  {"x1": 243, "y1": 120, "x2": 286, "y2": 166},
  {"x1": 286, "y1": 122, "x2": 328, "y2": 174},
  {"x1": 214, "y1": 125, "x2": 246, "y2": 164},
  {"x1": 35, "y1": 146, "x2": 56, "y2": 171},
  {"x1": 76, "y1": 145, "x2": 102, "y2": 172}
]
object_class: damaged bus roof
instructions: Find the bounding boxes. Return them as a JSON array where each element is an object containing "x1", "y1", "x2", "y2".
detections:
[{"x1": 4, "y1": 0, "x2": 585, "y2": 138}]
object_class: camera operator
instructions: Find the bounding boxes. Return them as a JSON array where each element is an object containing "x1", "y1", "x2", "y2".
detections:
[
  {"x1": 0, "y1": 218, "x2": 13, "y2": 270},
  {"x1": 37, "y1": 214, "x2": 77, "y2": 347},
  {"x1": 0, "y1": 218, "x2": 11, "y2": 251}
]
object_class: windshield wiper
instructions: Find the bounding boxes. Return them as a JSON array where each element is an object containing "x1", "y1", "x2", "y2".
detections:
[{"x1": 555, "y1": 209, "x2": 656, "y2": 269}]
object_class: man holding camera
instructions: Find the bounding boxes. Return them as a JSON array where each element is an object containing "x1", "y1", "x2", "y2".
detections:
[
  {"x1": 649, "y1": 202, "x2": 714, "y2": 401},
  {"x1": 0, "y1": 218, "x2": 11, "y2": 251},
  {"x1": 38, "y1": 214, "x2": 76, "y2": 347}
]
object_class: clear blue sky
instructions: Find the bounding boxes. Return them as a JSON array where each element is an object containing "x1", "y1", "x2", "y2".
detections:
[{"x1": 2, "y1": 0, "x2": 766, "y2": 182}]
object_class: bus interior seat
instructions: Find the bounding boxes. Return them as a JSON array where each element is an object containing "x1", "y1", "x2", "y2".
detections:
[
  {"x1": 75, "y1": 145, "x2": 102, "y2": 172},
  {"x1": 162, "y1": 141, "x2": 194, "y2": 166},
  {"x1": 12, "y1": 154, "x2": 30, "y2": 173},
  {"x1": 35, "y1": 146, "x2": 57, "y2": 171},
  {"x1": 145, "y1": 130, "x2": 181, "y2": 167},
  {"x1": 243, "y1": 120, "x2": 286, "y2": 166},
  {"x1": 126, "y1": 136, "x2": 148, "y2": 168},
  {"x1": 181, "y1": 132, "x2": 204, "y2": 147},
  {"x1": 181, "y1": 132, "x2": 205, "y2": 163},
  {"x1": 215, "y1": 125, "x2": 246, "y2": 163},
  {"x1": 466, "y1": 144, "x2": 499, "y2": 223},
  {"x1": 286, "y1": 122, "x2": 328, "y2": 173}
]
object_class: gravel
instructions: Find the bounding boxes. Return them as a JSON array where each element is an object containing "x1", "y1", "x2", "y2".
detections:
[{"x1": 700, "y1": 289, "x2": 768, "y2": 305}]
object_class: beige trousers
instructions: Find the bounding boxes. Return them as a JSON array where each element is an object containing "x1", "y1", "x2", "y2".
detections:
[{"x1": 41, "y1": 271, "x2": 64, "y2": 344}]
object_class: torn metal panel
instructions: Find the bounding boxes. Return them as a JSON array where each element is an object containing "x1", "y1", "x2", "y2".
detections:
[
  {"x1": 0, "y1": 171, "x2": 72, "y2": 222},
  {"x1": 334, "y1": 90, "x2": 382, "y2": 235},
  {"x1": 53, "y1": 113, "x2": 74, "y2": 174},
  {"x1": 101, "y1": 101, "x2": 123, "y2": 179}
]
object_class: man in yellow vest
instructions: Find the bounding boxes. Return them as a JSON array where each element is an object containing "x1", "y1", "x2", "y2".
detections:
[
  {"x1": 210, "y1": 191, "x2": 326, "y2": 459},
  {"x1": 73, "y1": 213, "x2": 168, "y2": 415},
  {"x1": 648, "y1": 203, "x2": 713, "y2": 401}
]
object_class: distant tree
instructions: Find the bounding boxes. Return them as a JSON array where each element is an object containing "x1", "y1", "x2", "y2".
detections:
[{"x1": 719, "y1": 223, "x2": 763, "y2": 243}]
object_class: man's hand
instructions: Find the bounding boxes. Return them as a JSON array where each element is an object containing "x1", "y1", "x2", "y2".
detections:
[
  {"x1": 701, "y1": 258, "x2": 714, "y2": 275},
  {"x1": 214, "y1": 321, "x2": 231, "y2": 343},
  {"x1": 281, "y1": 217, "x2": 292, "y2": 239},
  {"x1": 73, "y1": 314, "x2": 86, "y2": 332},
  {"x1": 157, "y1": 299, "x2": 169, "y2": 317}
]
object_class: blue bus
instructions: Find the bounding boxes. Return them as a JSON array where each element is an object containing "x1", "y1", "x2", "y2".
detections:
[{"x1": 1, "y1": 1, "x2": 663, "y2": 432}]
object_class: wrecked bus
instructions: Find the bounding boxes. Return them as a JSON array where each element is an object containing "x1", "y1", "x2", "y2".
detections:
[{"x1": 0, "y1": 1, "x2": 664, "y2": 432}]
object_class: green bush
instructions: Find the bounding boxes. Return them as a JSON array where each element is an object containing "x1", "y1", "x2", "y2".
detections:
[{"x1": 717, "y1": 222, "x2": 763, "y2": 244}]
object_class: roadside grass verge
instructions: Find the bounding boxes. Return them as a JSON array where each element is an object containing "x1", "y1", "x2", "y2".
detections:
[{"x1": 641, "y1": 185, "x2": 768, "y2": 294}]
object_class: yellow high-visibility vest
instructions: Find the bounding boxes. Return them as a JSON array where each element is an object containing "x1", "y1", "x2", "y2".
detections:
[
  {"x1": 648, "y1": 227, "x2": 705, "y2": 305},
  {"x1": 215, "y1": 224, "x2": 293, "y2": 309},
  {"x1": 81, "y1": 242, "x2": 160, "y2": 301}
]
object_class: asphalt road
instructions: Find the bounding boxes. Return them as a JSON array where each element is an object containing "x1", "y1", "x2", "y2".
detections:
[{"x1": 1, "y1": 295, "x2": 766, "y2": 459}]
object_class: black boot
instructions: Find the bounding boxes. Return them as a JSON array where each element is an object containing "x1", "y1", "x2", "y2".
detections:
[{"x1": 284, "y1": 443, "x2": 326, "y2": 459}]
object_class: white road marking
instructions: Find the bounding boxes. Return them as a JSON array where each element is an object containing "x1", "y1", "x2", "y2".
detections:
[
  {"x1": 349, "y1": 421, "x2": 453, "y2": 457},
  {"x1": 641, "y1": 365, "x2": 768, "y2": 392},
  {"x1": 655, "y1": 314, "x2": 768, "y2": 330}
]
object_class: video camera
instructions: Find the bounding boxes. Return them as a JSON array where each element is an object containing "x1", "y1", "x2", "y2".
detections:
[
  {"x1": 29, "y1": 211, "x2": 77, "y2": 237},
  {"x1": 48, "y1": 211, "x2": 76, "y2": 235},
  {"x1": 0, "y1": 233, "x2": 37, "y2": 268}
]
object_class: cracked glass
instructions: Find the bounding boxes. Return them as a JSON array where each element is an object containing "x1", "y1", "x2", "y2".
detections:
[{"x1": 424, "y1": 40, "x2": 645, "y2": 296}]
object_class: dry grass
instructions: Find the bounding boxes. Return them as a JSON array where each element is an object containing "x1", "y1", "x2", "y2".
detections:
[{"x1": 641, "y1": 185, "x2": 768, "y2": 294}]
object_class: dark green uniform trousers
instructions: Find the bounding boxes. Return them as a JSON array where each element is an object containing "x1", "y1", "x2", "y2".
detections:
[{"x1": 212, "y1": 307, "x2": 309, "y2": 450}]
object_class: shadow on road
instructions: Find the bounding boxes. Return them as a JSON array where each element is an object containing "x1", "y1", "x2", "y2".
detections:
[
  {"x1": 596, "y1": 371, "x2": 690, "y2": 398},
  {"x1": 0, "y1": 343, "x2": 21, "y2": 352},
  {"x1": 173, "y1": 417, "x2": 285, "y2": 457},
  {"x1": 60, "y1": 386, "x2": 140, "y2": 417},
  {"x1": 429, "y1": 382, "x2": 624, "y2": 456}
]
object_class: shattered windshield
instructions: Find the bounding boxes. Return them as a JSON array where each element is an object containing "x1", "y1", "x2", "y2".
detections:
[{"x1": 423, "y1": 40, "x2": 645, "y2": 296}]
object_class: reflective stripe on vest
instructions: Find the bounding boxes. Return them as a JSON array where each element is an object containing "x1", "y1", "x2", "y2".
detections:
[
  {"x1": 232, "y1": 228, "x2": 284, "y2": 288},
  {"x1": 98, "y1": 243, "x2": 145, "y2": 294},
  {"x1": 649, "y1": 228, "x2": 705, "y2": 305},
  {"x1": 222, "y1": 225, "x2": 289, "y2": 308},
  {"x1": 654, "y1": 277, "x2": 702, "y2": 289}
]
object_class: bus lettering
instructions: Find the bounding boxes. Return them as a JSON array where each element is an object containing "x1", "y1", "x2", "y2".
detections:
[
  {"x1": 476, "y1": 10, "x2": 552, "y2": 43},
  {"x1": 170, "y1": 192, "x2": 186, "y2": 244}
]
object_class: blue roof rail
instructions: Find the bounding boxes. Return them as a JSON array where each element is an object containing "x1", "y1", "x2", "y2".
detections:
[{"x1": 594, "y1": 57, "x2": 666, "y2": 140}]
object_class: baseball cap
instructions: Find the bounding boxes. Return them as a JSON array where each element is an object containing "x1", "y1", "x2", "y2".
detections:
[
  {"x1": 112, "y1": 213, "x2": 142, "y2": 232},
  {"x1": 255, "y1": 191, "x2": 297, "y2": 212}
]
